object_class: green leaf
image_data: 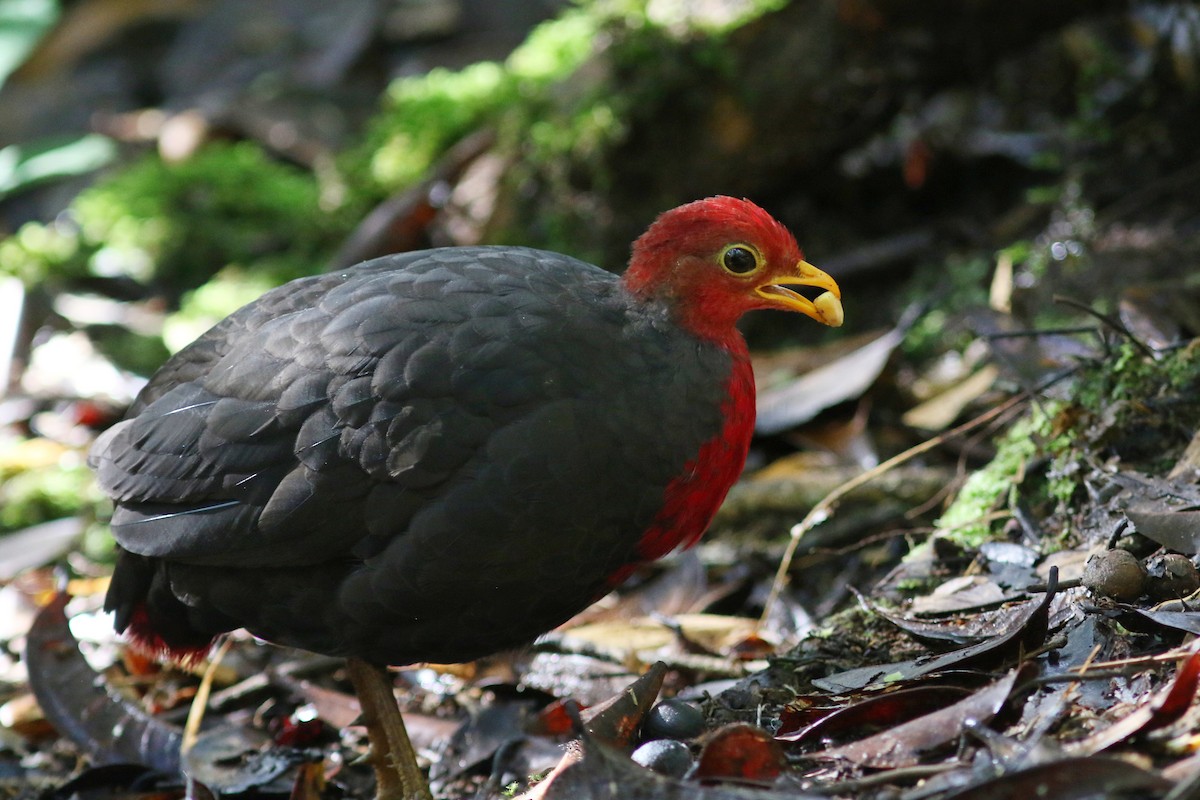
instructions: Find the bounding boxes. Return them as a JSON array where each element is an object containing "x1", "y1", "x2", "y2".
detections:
[
  {"x1": 0, "y1": 0, "x2": 59, "y2": 90},
  {"x1": 0, "y1": 133, "x2": 116, "y2": 198}
]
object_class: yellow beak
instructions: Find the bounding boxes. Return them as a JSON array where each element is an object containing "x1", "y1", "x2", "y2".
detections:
[{"x1": 755, "y1": 260, "x2": 844, "y2": 327}]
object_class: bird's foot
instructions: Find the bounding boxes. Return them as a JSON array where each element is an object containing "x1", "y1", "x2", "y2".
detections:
[{"x1": 345, "y1": 656, "x2": 434, "y2": 800}]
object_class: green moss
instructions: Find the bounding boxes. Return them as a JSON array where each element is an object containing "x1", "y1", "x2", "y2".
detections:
[
  {"x1": 1037, "y1": 344, "x2": 1200, "y2": 527},
  {"x1": 346, "y1": 0, "x2": 789, "y2": 259},
  {"x1": 901, "y1": 255, "x2": 992, "y2": 359},
  {"x1": 1077, "y1": 341, "x2": 1200, "y2": 413},
  {"x1": 0, "y1": 462, "x2": 98, "y2": 532},
  {"x1": 935, "y1": 414, "x2": 1043, "y2": 547},
  {"x1": 498, "y1": 3, "x2": 785, "y2": 257},
  {"x1": 0, "y1": 218, "x2": 87, "y2": 283},
  {"x1": 935, "y1": 340, "x2": 1200, "y2": 551},
  {"x1": 3, "y1": 0, "x2": 801, "y2": 379},
  {"x1": 365, "y1": 62, "x2": 514, "y2": 190},
  {"x1": 73, "y1": 142, "x2": 340, "y2": 292},
  {"x1": 3, "y1": 140, "x2": 342, "y2": 295},
  {"x1": 5, "y1": 0, "x2": 794, "y2": 295},
  {"x1": 349, "y1": 7, "x2": 604, "y2": 199},
  {"x1": 509, "y1": 6, "x2": 603, "y2": 80}
]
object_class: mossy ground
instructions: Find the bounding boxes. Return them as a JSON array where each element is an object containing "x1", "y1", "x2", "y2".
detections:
[{"x1": 932, "y1": 340, "x2": 1200, "y2": 555}]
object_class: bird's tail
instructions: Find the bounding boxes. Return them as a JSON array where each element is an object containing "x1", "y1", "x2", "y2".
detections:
[{"x1": 105, "y1": 549, "x2": 224, "y2": 666}]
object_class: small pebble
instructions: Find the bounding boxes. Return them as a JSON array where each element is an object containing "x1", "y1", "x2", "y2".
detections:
[
  {"x1": 643, "y1": 698, "x2": 705, "y2": 741},
  {"x1": 1082, "y1": 549, "x2": 1147, "y2": 601},
  {"x1": 631, "y1": 739, "x2": 693, "y2": 778}
]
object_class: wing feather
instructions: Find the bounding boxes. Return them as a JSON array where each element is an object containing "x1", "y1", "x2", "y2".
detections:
[{"x1": 93, "y1": 247, "x2": 732, "y2": 611}]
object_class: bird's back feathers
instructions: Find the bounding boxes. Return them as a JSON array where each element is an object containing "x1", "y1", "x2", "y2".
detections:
[{"x1": 95, "y1": 246, "x2": 737, "y2": 663}]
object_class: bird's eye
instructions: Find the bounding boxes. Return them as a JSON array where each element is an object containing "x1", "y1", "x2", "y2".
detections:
[{"x1": 721, "y1": 245, "x2": 760, "y2": 275}]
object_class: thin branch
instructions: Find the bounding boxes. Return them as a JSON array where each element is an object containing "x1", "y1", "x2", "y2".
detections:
[
  {"x1": 1053, "y1": 295, "x2": 1157, "y2": 359},
  {"x1": 758, "y1": 391, "x2": 1032, "y2": 629},
  {"x1": 182, "y1": 637, "x2": 233, "y2": 754}
]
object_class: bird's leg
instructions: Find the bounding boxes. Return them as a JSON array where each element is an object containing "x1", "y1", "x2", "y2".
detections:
[{"x1": 345, "y1": 656, "x2": 434, "y2": 800}]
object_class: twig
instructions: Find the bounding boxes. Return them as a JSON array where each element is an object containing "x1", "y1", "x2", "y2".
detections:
[
  {"x1": 982, "y1": 325, "x2": 1101, "y2": 340},
  {"x1": 758, "y1": 392, "x2": 1031, "y2": 629},
  {"x1": 759, "y1": 355, "x2": 1086, "y2": 629},
  {"x1": 182, "y1": 636, "x2": 233, "y2": 754},
  {"x1": 1053, "y1": 295, "x2": 1156, "y2": 359},
  {"x1": 820, "y1": 229, "x2": 935, "y2": 278},
  {"x1": 799, "y1": 762, "x2": 956, "y2": 792},
  {"x1": 1062, "y1": 641, "x2": 1200, "y2": 674},
  {"x1": 1097, "y1": 157, "x2": 1200, "y2": 223}
]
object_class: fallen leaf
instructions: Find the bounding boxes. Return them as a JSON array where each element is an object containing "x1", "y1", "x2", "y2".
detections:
[
  {"x1": 561, "y1": 614, "x2": 759, "y2": 660},
  {"x1": 1114, "y1": 471, "x2": 1200, "y2": 554},
  {"x1": 25, "y1": 592, "x2": 183, "y2": 774},
  {"x1": 1123, "y1": 607, "x2": 1200, "y2": 636},
  {"x1": 1168, "y1": 427, "x2": 1200, "y2": 480},
  {"x1": 777, "y1": 684, "x2": 972, "y2": 745},
  {"x1": 1067, "y1": 646, "x2": 1200, "y2": 755},
  {"x1": 694, "y1": 723, "x2": 784, "y2": 785},
  {"x1": 756, "y1": 327, "x2": 903, "y2": 435},
  {"x1": 816, "y1": 669, "x2": 1020, "y2": 768},
  {"x1": 907, "y1": 575, "x2": 1015, "y2": 616},
  {"x1": 902, "y1": 364, "x2": 1000, "y2": 431},
  {"x1": 0, "y1": 517, "x2": 84, "y2": 581},
  {"x1": 1125, "y1": 502, "x2": 1200, "y2": 555},
  {"x1": 184, "y1": 725, "x2": 297, "y2": 794},
  {"x1": 431, "y1": 702, "x2": 534, "y2": 782},
  {"x1": 814, "y1": 570, "x2": 1057, "y2": 692},
  {"x1": 581, "y1": 661, "x2": 666, "y2": 749},
  {"x1": 937, "y1": 755, "x2": 1171, "y2": 799}
]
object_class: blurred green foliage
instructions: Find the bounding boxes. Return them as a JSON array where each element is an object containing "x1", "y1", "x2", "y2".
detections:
[
  {"x1": 1, "y1": 142, "x2": 343, "y2": 293},
  {"x1": 0, "y1": 459, "x2": 97, "y2": 532},
  {"x1": 933, "y1": 413, "x2": 1041, "y2": 548},
  {"x1": 75, "y1": 142, "x2": 344, "y2": 290},
  {"x1": 0, "y1": 0, "x2": 58, "y2": 89},
  {"x1": 3, "y1": 0, "x2": 790, "y2": 303},
  {"x1": 346, "y1": 6, "x2": 606, "y2": 199},
  {"x1": 0, "y1": 0, "x2": 796, "y2": 562},
  {"x1": 0, "y1": 432, "x2": 93, "y2": 537},
  {"x1": 0, "y1": 134, "x2": 116, "y2": 200},
  {"x1": 346, "y1": 0, "x2": 788, "y2": 259},
  {"x1": 0, "y1": 213, "x2": 83, "y2": 284}
]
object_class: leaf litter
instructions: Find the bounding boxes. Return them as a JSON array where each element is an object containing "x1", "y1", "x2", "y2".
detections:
[{"x1": 12, "y1": 299, "x2": 1200, "y2": 800}]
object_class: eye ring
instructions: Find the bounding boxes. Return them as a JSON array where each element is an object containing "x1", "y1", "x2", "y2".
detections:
[{"x1": 721, "y1": 244, "x2": 760, "y2": 275}]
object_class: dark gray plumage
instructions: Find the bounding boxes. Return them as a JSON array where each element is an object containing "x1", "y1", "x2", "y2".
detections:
[{"x1": 93, "y1": 247, "x2": 733, "y2": 664}]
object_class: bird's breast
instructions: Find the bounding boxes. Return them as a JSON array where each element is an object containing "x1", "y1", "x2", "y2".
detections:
[{"x1": 632, "y1": 353, "x2": 756, "y2": 563}]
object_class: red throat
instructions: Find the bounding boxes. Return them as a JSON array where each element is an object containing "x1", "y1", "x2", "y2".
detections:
[{"x1": 631, "y1": 346, "x2": 756, "y2": 564}]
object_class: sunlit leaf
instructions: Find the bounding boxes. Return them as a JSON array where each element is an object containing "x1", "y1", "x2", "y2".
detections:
[
  {"x1": 0, "y1": 0, "x2": 58, "y2": 89},
  {"x1": 0, "y1": 133, "x2": 116, "y2": 198}
]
